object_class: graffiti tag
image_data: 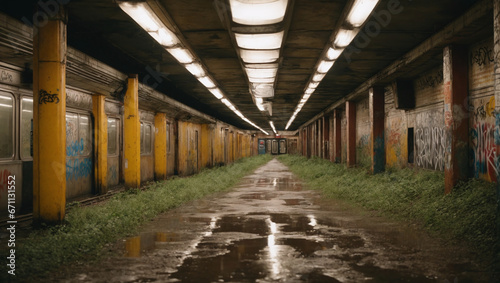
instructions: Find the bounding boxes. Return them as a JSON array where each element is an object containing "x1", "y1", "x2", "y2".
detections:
[{"x1": 39, "y1": 89, "x2": 60, "y2": 104}]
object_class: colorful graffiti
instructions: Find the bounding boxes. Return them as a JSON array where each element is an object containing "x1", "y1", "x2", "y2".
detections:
[
  {"x1": 66, "y1": 158, "x2": 92, "y2": 181},
  {"x1": 415, "y1": 110, "x2": 446, "y2": 171},
  {"x1": 67, "y1": 138, "x2": 84, "y2": 157},
  {"x1": 470, "y1": 96, "x2": 497, "y2": 182},
  {"x1": 385, "y1": 116, "x2": 406, "y2": 168}
]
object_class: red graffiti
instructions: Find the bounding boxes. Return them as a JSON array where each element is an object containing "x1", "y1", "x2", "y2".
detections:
[{"x1": 0, "y1": 169, "x2": 13, "y2": 193}]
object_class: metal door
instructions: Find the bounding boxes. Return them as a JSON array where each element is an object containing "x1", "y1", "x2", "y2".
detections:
[
  {"x1": 271, "y1": 139, "x2": 278, "y2": 154},
  {"x1": 66, "y1": 112, "x2": 92, "y2": 199},
  {"x1": 258, "y1": 139, "x2": 266, "y2": 155},
  {"x1": 279, "y1": 139, "x2": 287, "y2": 154},
  {"x1": 107, "y1": 117, "x2": 120, "y2": 187}
]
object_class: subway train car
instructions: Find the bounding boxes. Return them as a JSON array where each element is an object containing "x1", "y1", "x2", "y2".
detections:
[{"x1": 0, "y1": 12, "x2": 268, "y2": 216}]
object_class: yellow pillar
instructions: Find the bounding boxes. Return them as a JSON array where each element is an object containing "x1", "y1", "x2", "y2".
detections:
[
  {"x1": 154, "y1": 113, "x2": 167, "y2": 181},
  {"x1": 124, "y1": 75, "x2": 141, "y2": 188},
  {"x1": 93, "y1": 94, "x2": 108, "y2": 194},
  {"x1": 33, "y1": 7, "x2": 67, "y2": 224}
]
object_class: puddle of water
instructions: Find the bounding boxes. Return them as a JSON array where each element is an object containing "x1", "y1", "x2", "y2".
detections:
[
  {"x1": 240, "y1": 192, "x2": 276, "y2": 200},
  {"x1": 214, "y1": 216, "x2": 269, "y2": 236},
  {"x1": 351, "y1": 263, "x2": 436, "y2": 283},
  {"x1": 124, "y1": 233, "x2": 157, "y2": 257},
  {"x1": 170, "y1": 238, "x2": 269, "y2": 282}
]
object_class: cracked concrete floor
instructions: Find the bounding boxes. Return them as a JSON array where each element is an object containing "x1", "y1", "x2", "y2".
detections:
[{"x1": 50, "y1": 159, "x2": 488, "y2": 282}]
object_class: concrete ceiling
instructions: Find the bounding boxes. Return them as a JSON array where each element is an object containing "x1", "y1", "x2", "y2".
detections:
[{"x1": 0, "y1": 0, "x2": 488, "y2": 132}]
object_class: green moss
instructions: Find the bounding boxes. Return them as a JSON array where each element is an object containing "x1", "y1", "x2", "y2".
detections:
[
  {"x1": 277, "y1": 154, "x2": 499, "y2": 264},
  {"x1": 2, "y1": 154, "x2": 272, "y2": 281}
]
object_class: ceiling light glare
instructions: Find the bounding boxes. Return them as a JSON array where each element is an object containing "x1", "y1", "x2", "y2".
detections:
[
  {"x1": 167, "y1": 48, "x2": 194, "y2": 64},
  {"x1": 249, "y1": 77, "x2": 276, "y2": 83},
  {"x1": 308, "y1": 82, "x2": 319, "y2": 89},
  {"x1": 198, "y1": 76, "x2": 216, "y2": 88},
  {"x1": 317, "y1": 60, "x2": 334, "y2": 73},
  {"x1": 305, "y1": 88, "x2": 315, "y2": 95},
  {"x1": 209, "y1": 88, "x2": 224, "y2": 99},
  {"x1": 235, "y1": 31, "x2": 284, "y2": 49},
  {"x1": 185, "y1": 63, "x2": 205, "y2": 77},
  {"x1": 150, "y1": 28, "x2": 178, "y2": 47},
  {"x1": 312, "y1": 72, "x2": 326, "y2": 82},
  {"x1": 240, "y1": 49, "x2": 280, "y2": 63},
  {"x1": 119, "y1": 2, "x2": 160, "y2": 32},
  {"x1": 334, "y1": 29, "x2": 357, "y2": 48},
  {"x1": 346, "y1": 0, "x2": 379, "y2": 28},
  {"x1": 303, "y1": 93, "x2": 311, "y2": 99},
  {"x1": 269, "y1": 121, "x2": 277, "y2": 134},
  {"x1": 246, "y1": 67, "x2": 278, "y2": 79},
  {"x1": 230, "y1": 0, "x2": 288, "y2": 25},
  {"x1": 326, "y1": 47, "x2": 343, "y2": 60},
  {"x1": 234, "y1": 110, "x2": 245, "y2": 118}
]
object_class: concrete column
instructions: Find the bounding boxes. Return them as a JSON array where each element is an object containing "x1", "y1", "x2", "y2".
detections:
[
  {"x1": 443, "y1": 46, "x2": 469, "y2": 194},
  {"x1": 154, "y1": 113, "x2": 167, "y2": 181},
  {"x1": 124, "y1": 75, "x2": 141, "y2": 188},
  {"x1": 33, "y1": 7, "x2": 67, "y2": 224},
  {"x1": 92, "y1": 94, "x2": 108, "y2": 194},
  {"x1": 346, "y1": 101, "x2": 356, "y2": 167},
  {"x1": 322, "y1": 115, "x2": 330, "y2": 160},
  {"x1": 493, "y1": 0, "x2": 500, "y2": 242},
  {"x1": 333, "y1": 109, "x2": 342, "y2": 163},
  {"x1": 370, "y1": 87, "x2": 385, "y2": 174}
]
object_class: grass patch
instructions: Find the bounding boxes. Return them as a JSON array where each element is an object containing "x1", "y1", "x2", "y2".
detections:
[
  {"x1": 277, "y1": 155, "x2": 499, "y2": 263},
  {"x1": 2, "y1": 154, "x2": 272, "y2": 281}
]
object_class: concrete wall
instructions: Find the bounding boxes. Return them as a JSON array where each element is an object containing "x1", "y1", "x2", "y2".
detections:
[{"x1": 356, "y1": 97, "x2": 371, "y2": 167}]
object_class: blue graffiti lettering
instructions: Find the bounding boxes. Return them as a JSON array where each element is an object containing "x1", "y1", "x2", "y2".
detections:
[
  {"x1": 66, "y1": 158, "x2": 92, "y2": 181},
  {"x1": 67, "y1": 138, "x2": 84, "y2": 157}
]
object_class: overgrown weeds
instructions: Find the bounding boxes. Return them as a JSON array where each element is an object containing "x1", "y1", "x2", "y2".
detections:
[
  {"x1": 278, "y1": 155, "x2": 499, "y2": 264},
  {"x1": 2, "y1": 154, "x2": 272, "y2": 280}
]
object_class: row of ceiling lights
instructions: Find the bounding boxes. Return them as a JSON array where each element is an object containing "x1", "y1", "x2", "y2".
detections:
[
  {"x1": 118, "y1": 1, "x2": 269, "y2": 135},
  {"x1": 228, "y1": 0, "x2": 289, "y2": 123},
  {"x1": 285, "y1": 0, "x2": 380, "y2": 130}
]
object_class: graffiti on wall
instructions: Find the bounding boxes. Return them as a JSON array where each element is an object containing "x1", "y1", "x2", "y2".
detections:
[
  {"x1": 470, "y1": 96, "x2": 497, "y2": 182},
  {"x1": 415, "y1": 110, "x2": 446, "y2": 171},
  {"x1": 66, "y1": 158, "x2": 92, "y2": 181},
  {"x1": 385, "y1": 116, "x2": 406, "y2": 168},
  {"x1": 471, "y1": 46, "x2": 494, "y2": 67},
  {"x1": 67, "y1": 138, "x2": 84, "y2": 157},
  {"x1": 415, "y1": 67, "x2": 443, "y2": 90}
]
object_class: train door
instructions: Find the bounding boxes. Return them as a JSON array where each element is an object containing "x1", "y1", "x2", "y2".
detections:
[
  {"x1": 258, "y1": 139, "x2": 266, "y2": 154},
  {"x1": 265, "y1": 139, "x2": 272, "y2": 154},
  {"x1": 271, "y1": 139, "x2": 279, "y2": 155},
  {"x1": 224, "y1": 129, "x2": 229, "y2": 164},
  {"x1": 279, "y1": 139, "x2": 287, "y2": 154},
  {"x1": 66, "y1": 111, "x2": 92, "y2": 199},
  {"x1": 107, "y1": 117, "x2": 120, "y2": 187},
  {"x1": 140, "y1": 120, "x2": 154, "y2": 183}
]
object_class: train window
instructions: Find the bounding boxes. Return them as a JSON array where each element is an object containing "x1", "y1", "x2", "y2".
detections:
[
  {"x1": 144, "y1": 124, "x2": 152, "y2": 154},
  {"x1": 0, "y1": 94, "x2": 14, "y2": 159},
  {"x1": 79, "y1": 115, "x2": 91, "y2": 156},
  {"x1": 21, "y1": 97, "x2": 33, "y2": 159},
  {"x1": 107, "y1": 118, "x2": 118, "y2": 156},
  {"x1": 166, "y1": 122, "x2": 171, "y2": 153},
  {"x1": 140, "y1": 122, "x2": 152, "y2": 154},
  {"x1": 66, "y1": 113, "x2": 79, "y2": 157}
]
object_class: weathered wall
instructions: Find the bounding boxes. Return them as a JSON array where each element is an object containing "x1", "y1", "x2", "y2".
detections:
[
  {"x1": 356, "y1": 97, "x2": 371, "y2": 167},
  {"x1": 385, "y1": 86, "x2": 408, "y2": 168},
  {"x1": 166, "y1": 118, "x2": 176, "y2": 176},
  {"x1": 469, "y1": 37, "x2": 496, "y2": 182},
  {"x1": 177, "y1": 120, "x2": 201, "y2": 176},
  {"x1": 201, "y1": 124, "x2": 213, "y2": 169},
  {"x1": 341, "y1": 110, "x2": 347, "y2": 163}
]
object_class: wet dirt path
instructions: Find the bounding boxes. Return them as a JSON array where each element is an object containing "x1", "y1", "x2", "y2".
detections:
[{"x1": 55, "y1": 159, "x2": 486, "y2": 282}]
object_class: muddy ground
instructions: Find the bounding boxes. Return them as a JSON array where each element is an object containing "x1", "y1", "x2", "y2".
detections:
[{"x1": 45, "y1": 159, "x2": 491, "y2": 282}]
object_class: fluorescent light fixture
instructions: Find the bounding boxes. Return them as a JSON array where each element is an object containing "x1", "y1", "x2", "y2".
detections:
[
  {"x1": 317, "y1": 60, "x2": 334, "y2": 73},
  {"x1": 209, "y1": 88, "x2": 224, "y2": 99},
  {"x1": 346, "y1": 0, "x2": 379, "y2": 27},
  {"x1": 246, "y1": 67, "x2": 278, "y2": 79},
  {"x1": 312, "y1": 72, "x2": 326, "y2": 82},
  {"x1": 234, "y1": 110, "x2": 245, "y2": 118},
  {"x1": 240, "y1": 49, "x2": 280, "y2": 63},
  {"x1": 149, "y1": 28, "x2": 178, "y2": 47},
  {"x1": 256, "y1": 101, "x2": 265, "y2": 111},
  {"x1": 326, "y1": 47, "x2": 343, "y2": 60},
  {"x1": 305, "y1": 88, "x2": 315, "y2": 95},
  {"x1": 303, "y1": 93, "x2": 311, "y2": 100},
  {"x1": 198, "y1": 76, "x2": 216, "y2": 88},
  {"x1": 308, "y1": 82, "x2": 319, "y2": 89},
  {"x1": 185, "y1": 63, "x2": 205, "y2": 77},
  {"x1": 167, "y1": 48, "x2": 194, "y2": 64},
  {"x1": 249, "y1": 77, "x2": 276, "y2": 83},
  {"x1": 235, "y1": 31, "x2": 284, "y2": 49},
  {"x1": 269, "y1": 121, "x2": 277, "y2": 134},
  {"x1": 230, "y1": 0, "x2": 288, "y2": 25},
  {"x1": 118, "y1": 2, "x2": 160, "y2": 32},
  {"x1": 334, "y1": 29, "x2": 357, "y2": 48},
  {"x1": 251, "y1": 83, "x2": 274, "y2": 98}
]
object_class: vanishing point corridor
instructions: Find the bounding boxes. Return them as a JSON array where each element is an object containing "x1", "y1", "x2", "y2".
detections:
[{"x1": 51, "y1": 159, "x2": 483, "y2": 282}]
